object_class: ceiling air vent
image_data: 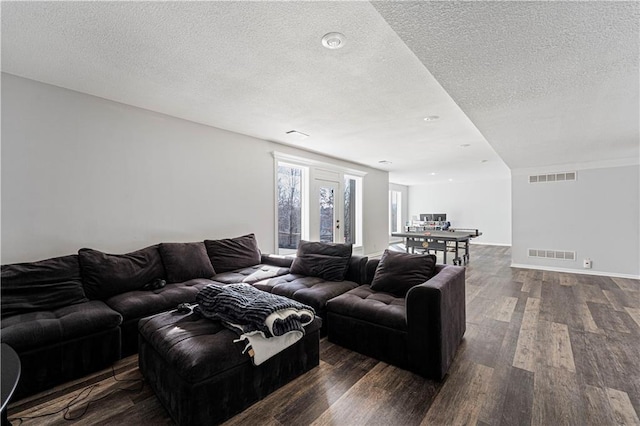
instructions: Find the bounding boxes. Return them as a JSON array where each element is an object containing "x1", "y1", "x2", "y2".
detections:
[
  {"x1": 528, "y1": 248, "x2": 576, "y2": 261},
  {"x1": 529, "y1": 171, "x2": 576, "y2": 184}
]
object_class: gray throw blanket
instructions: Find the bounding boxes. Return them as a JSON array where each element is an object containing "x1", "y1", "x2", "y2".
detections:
[{"x1": 195, "y1": 283, "x2": 315, "y2": 337}]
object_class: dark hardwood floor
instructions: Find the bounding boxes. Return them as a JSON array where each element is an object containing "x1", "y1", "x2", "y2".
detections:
[{"x1": 8, "y1": 245, "x2": 640, "y2": 425}]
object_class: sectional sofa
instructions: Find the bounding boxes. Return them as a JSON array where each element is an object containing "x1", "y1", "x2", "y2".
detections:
[{"x1": 1, "y1": 234, "x2": 465, "y2": 401}]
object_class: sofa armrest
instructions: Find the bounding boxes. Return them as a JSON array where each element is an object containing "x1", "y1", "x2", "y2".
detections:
[
  {"x1": 406, "y1": 264, "x2": 466, "y2": 380},
  {"x1": 344, "y1": 255, "x2": 368, "y2": 284},
  {"x1": 260, "y1": 253, "x2": 294, "y2": 268}
]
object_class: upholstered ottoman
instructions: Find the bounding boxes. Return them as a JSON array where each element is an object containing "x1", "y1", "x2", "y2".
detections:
[
  {"x1": 138, "y1": 309, "x2": 321, "y2": 425},
  {"x1": 326, "y1": 285, "x2": 410, "y2": 370}
]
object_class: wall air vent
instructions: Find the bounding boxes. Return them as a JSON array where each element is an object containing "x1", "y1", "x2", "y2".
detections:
[
  {"x1": 528, "y1": 248, "x2": 575, "y2": 261},
  {"x1": 529, "y1": 171, "x2": 576, "y2": 184}
]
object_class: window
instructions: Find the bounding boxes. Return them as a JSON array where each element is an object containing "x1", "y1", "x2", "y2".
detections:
[
  {"x1": 390, "y1": 190, "x2": 402, "y2": 234},
  {"x1": 277, "y1": 163, "x2": 306, "y2": 254},
  {"x1": 274, "y1": 152, "x2": 365, "y2": 252},
  {"x1": 344, "y1": 175, "x2": 362, "y2": 246}
]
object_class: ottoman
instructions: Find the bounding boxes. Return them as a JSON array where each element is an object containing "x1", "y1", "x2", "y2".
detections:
[
  {"x1": 138, "y1": 309, "x2": 321, "y2": 425},
  {"x1": 326, "y1": 285, "x2": 409, "y2": 370}
]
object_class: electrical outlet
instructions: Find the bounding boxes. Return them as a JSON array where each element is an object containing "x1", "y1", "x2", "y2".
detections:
[{"x1": 583, "y1": 259, "x2": 592, "y2": 269}]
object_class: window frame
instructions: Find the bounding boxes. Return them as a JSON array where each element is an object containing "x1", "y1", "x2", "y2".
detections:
[
  {"x1": 275, "y1": 162, "x2": 309, "y2": 254},
  {"x1": 273, "y1": 151, "x2": 366, "y2": 253},
  {"x1": 389, "y1": 189, "x2": 402, "y2": 236}
]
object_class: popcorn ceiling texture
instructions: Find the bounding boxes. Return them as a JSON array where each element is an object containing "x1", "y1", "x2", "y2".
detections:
[
  {"x1": 2, "y1": 1, "x2": 637, "y2": 181},
  {"x1": 0, "y1": 1, "x2": 508, "y2": 185},
  {"x1": 372, "y1": 1, "x2": 639, "y2": 170}
]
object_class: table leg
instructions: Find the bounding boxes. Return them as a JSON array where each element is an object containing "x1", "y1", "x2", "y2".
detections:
[{"x1": 454, "y1": 241, "x2": 460, "y2": 265}]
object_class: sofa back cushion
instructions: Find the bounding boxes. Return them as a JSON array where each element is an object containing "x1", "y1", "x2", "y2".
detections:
[
  {"x1": 204, "y1": 234, "x2": 261, "y2": 273},
  {"x1": 1, "y1": 254, "x2": 88, "y2": 318},
  {"x1": 78, "y1": 245, "x2": 166, "y2": 300},
  {"x1": 159, "y1": 242, "x2": 215, "y2": 283},
  {"x1": 370, "y1": 250, "x2": 436, "y2": 296},
  {"x1": 290, "y1": 240, "x2": 353, "y2": 281},
  {"x1": 344, "y1": 255, "x2": 368, "y2": 284}
]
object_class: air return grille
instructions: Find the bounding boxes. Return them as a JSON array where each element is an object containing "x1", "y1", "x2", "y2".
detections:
[
  {"x1": 528, "y1": 249, "x2": 576, "y2": 261},
  {"x1": 529, "y1": 171, "x2": 576, "y2": 183}
]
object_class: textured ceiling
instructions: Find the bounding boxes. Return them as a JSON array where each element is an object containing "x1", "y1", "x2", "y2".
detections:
[
  {"x1": 2, "y1": 2, "x2": 638, "y2": 186},
  {"x1": 373, "y1": 1, "x2": 640, "y2": 171}
]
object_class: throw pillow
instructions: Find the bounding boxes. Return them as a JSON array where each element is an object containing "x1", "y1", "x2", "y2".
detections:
[
  {"x1": 78, "y1": 245, "x2": 166, "y2": 300},
  {"x1": 1, "y1": 254, "x2": 88, "y2": 319},
  {"x1": 204, "y1": 233, "x2": 261, "y2": 273},
  {"x1": 370, "y1": 250, "x2": 436, "y2": 296},
  {"x1": 290, "y1": 240, "x2": 352, "y2": 281},
  {"x1": 159, "y1": 242, "x2": 216, "y2": 283}
]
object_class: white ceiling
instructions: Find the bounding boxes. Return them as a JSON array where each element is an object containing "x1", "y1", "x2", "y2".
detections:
[
  {"x1": 2, "y1": 2, "x2": 638, "y2": 186},
  {"x1": 373, "y1": 1, "x2": 640, "y2": 174}
]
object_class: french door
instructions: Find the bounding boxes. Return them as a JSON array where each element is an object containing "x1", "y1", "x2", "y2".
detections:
[
  {"x1": 310, "y1": 179, "x2": 342, "y2": 243},
  {"x1": 275, "y1": 152, "x2": 364, "y2": 254}
]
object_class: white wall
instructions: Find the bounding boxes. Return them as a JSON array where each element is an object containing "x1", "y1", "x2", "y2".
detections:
[
  {"x1": 512, "y1": 164, "x2": 640, "y2": 278},
  {"x1": 408, "y1": 178, "x2": 512, "y2": 246},
  {"x1": 1, "y1": 74, "x2": 390, "y2": 263}
]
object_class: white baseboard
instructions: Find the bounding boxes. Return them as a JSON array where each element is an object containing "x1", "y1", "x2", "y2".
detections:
[
  {"x1": 471, "y1": 241, "x2": 511, "y2": 247},
  {"x1": 510, "y1": 263, "x2": 640, "y2": 280}
]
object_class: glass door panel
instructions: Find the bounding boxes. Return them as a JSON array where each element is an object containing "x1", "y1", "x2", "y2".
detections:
[
  {"x1": 311, "y1": 179, "x2": 341, "y2": 243},
  {"x1": 319, "y1": 185, "x2": 335, "y2": 242}
]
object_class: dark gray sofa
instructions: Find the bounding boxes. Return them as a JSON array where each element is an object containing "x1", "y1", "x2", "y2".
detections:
[
  {"x1": 252, "y1": 253, "x2": 366, "y2": 322},
  {"x1": 326, "y1": 255, "x2": 466, "y2": 380},
  {"x1": 0, "y1": 234, "x2": 367, "y2": 398},
  {"x1": 0, "y1": 255, "x2": 123, "y2": 398},
  {"x1": 1, "y1": 235, "x2": 464, "y2": 401}
]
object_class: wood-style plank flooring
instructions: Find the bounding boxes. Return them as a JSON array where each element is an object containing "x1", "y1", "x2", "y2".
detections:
[{"x1": 8, "y1": 245, "x2": 640, "y2": 425}]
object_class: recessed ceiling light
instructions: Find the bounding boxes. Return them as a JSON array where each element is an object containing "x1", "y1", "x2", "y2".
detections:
[
  {"x1": 322, "y1": 32, "x2": 346, "y2": 49},
  {"x1": 285, "y1": 130, "x2": 309, "y2": 140},
  {"x1": 430, "y1": 172, "x2": 437, "y2": 176},
  {"x1": 378, "y1": 160, "x2": 392, "y2": 165},
  {"x1": 481, "y1": 159, "x2": 488, "y2": 163},
  {"x1": 448, "y1": 179, "x2": 454, "y2": 182},
  {"x1": 423, "y1": 116, "x2": 439, "y2": 121}
]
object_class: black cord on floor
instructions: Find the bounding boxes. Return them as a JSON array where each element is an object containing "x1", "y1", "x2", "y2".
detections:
[{"x1": 11, "y1": 365, "x2": 145, "y2": 424}]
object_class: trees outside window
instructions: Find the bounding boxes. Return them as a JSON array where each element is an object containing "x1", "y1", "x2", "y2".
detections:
[
  {"x1": 319, "y1": 186, "x2": 335, "y2": 243},
  {"x1": 277, "y1": 165, "x2": 303, "y2": 250},
  {"x1": 275, "y1": 154, "x2": 364, "y2": 251},
  {"x1": 344, "y1": 177, "x2": 357, "y2": 244}
]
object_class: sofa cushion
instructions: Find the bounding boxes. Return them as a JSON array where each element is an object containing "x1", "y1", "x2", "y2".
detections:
[
  {"x1": 0, "y1": 300, "x2": 122, "y2": 351},
  {"x1": 290, "y1": 241, "x2": 352, "y2": 281},
  {"x1": 260, "y1": 253, "x2": 294, "y2": 268},
  {"x1": 159, "y1": 242, "x2": 215, "y2": 283},
  {"x1": 370, "y1": 250, "x2": 436, "y2": 296},
  {"x1": 1, "y1": 255, "x2": 88, "y2": 319},
  {"x1": 105, "y1": 278, "x2": 214, "y2": 321},
  {"x1": 78, "y1": 246, "x2": 166, "y2": 300},
  {"x1": 204, "y1": 234, "x2": 261, "y2": 274},
  {"x1": 253, "y1": 274, "x2": 359, "y2": 316},
  {"x1": 326, "y1": 285, "x2": 407, "y2": 331},
  {"x1": 212, "y1": 264, "x2": 290, "y2": 285}
]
